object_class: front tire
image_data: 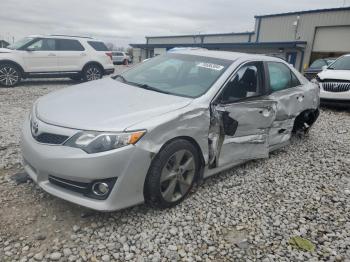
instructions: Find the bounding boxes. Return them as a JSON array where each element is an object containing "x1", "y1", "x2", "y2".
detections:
[
  {"x1": 0, "y1": 63, "x2": 21, "y2": 87},
  {"x1": 82, "y1": 64, "x2": 103, "y2": 82},
  {"x1": 144, "y1": 139, "x2": 200, "y2": 209}
]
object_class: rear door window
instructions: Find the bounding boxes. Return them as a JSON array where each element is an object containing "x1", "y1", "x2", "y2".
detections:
[
  {"x1": 57, "y1": 39, "x2": 84, "y2": 51},
  {"x1": 88, "y1": 41, "x2": 109, "y2": 51},
  {"x1": 267, "y1": 62, "x2": 300, "y2": 92}
]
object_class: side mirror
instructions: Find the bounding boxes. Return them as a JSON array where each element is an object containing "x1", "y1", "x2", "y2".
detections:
[
  {"x1": 26, "y1": 46, "x2": 35, "y2": 52},
  {"x1": 321, "y1": 65, "x2": 327, "y2": 71}
]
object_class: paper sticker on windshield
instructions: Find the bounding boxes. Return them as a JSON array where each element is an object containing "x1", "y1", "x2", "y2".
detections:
[{"x1": 197, "y1": 62, "x2": 224, "y2": 71}]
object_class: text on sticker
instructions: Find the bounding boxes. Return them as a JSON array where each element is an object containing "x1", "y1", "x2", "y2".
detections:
[{"x1": 197, "y1": 63, "x2": 224, "y2": 71}]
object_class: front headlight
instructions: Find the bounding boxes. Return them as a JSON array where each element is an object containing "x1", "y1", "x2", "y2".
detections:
[{"x1": 64, "y1": 130, "x2": 146, "y2": 153}]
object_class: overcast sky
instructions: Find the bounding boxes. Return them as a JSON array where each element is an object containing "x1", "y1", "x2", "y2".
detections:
[{"x1": 0, "y1": 0, "x2": 348, "y2": 47}]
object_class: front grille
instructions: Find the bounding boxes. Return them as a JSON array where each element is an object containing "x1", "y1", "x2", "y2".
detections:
[
  {"x1": 34, "y1": 133, "x2": 69, "y2": 144},
  {"x1": 322, "y1": 82, "x2": 350, "y2": 93},
  {"x1": 48, "y1": 175, "x2": 90, "y2": 194}
]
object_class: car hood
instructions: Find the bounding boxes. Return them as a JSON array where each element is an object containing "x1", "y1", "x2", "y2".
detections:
[
  {"x1": 0, "y1": 48, "x2": 12, "y2": 53},
  {"x1": 318, "y1": 69, "x2": 350, "y2": 81},
  {"x1": 36, "y1": 78, "x2": 192, "y2": 131}
]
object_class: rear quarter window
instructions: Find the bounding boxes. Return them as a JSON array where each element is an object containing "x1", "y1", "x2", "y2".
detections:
[{"x1": 88, "y1": 41, "x2": 109, "y2": 51}]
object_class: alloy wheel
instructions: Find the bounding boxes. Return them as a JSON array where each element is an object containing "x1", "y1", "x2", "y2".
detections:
[
  {"x1": 160, "y1": 149, "x2": 196, "y2": 202},
  {"x1": 86, "y1": 67, "x2": 101, "y2": 81},
  {"x1": 0, "y1": 66, "x2": 19, "y2": 86}
]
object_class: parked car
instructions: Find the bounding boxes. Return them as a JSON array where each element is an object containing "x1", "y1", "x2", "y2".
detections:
[
  {"x1": 316, "y1": 54, "x2": 350, "y2": 106},
  {"x1": 0, "y1": 35, "x2": 115, "y2": 87},
  {"x1": 21, "y1": 50, "x2": 320, "y2": 211},
  {"x1": 304, "y1": 58, "x2": 336, "y2": 80},
  {"x1": 112, "y1": 51, "x2": 131, "y2": 65}
]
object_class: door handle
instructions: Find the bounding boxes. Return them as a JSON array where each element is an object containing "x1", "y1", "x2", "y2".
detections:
[
  {"x1": 48, "y1": 53, "x2": 56, "y2": 57},
  {"x1": 80, "y1": 53, "x2": 87, "y2": 56}
]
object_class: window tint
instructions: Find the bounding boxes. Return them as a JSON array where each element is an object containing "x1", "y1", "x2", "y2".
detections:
[
  {"x1": 221, "y1": 62, "x2": 263, "y2": 103},
  {"x1": 88, "y1": 41, "x2": 109, "y2": 51},
  {"x1": 267, "y1": 62, "x2": 300, "y2": 92},
  {"x1": 57, "y1": 39, "x2": 84, "y2": 51},
  {"x1": 27, "y1": 38, "x2": 56, "y2": 51},
  {"x1": 116, "y1": 52, "x2": 124, "y2": 56}
]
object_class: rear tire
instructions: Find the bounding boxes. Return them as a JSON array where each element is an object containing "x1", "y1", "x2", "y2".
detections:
[
  {"x1": 82, "y1": 64, "x2": 103, "y2": 82},
  {"x1": 144, "y1": 139, "x2": 200, "y2": 209},
  {"x1": 0, "y1": 63, "x2": 21, "y2": 87}
]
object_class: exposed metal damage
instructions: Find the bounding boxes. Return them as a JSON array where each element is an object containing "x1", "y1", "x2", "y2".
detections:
[{"x1": 207, "y1": 84, "x2": 319, "y2": 170}]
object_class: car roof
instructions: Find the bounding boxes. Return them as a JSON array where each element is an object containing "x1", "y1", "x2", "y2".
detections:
[
  {"x1": 27, "y1": 35, "x2": 100, "y2": 41},
  {"x1": 172, "y1": 49, "x2": 286, "y2": 62}
]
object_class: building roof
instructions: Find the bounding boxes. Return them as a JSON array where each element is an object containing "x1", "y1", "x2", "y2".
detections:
[
  {"x1": 255, "y1": 6, "x2": 350, "y2": 18},
  {"x1": 145, "y1": 32, "x2": 254, "y2": 39},
  {"x1": 156, "y1": 49, "x2": 292, "y2": 63},
  {"x1": 130, "y1": 41, "x2": 307, "y2": 49}
]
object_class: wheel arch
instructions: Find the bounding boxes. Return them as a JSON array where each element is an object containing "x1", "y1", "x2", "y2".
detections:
[
  {"x1": 82, "y1": 61, "x2": 105, "y2": 73},
  {"x1": 0, "y1": 59, "x2": 25, "y2": 75},
  {"x1": 149, "y1": 135, "x2": 206, "y2": 181},
  {"x1": 292, "y1": 108, "x2": 320, "y2": 133}
]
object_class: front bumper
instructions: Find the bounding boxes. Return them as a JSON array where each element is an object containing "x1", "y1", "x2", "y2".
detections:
[
  {"x1": 320, "y1": 88, "x2": 350, "y2": 107},
  {"x1": 21, "y1": 117, "x2": 152, "y2": 211}
]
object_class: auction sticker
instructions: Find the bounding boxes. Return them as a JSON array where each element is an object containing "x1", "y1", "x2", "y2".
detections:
[{"x1": 196, "y1": 62, "x2": 224, "y2": 71}]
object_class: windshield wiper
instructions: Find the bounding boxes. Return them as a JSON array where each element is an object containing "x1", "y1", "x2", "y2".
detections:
[
  {"x1": 128, "y1": 81, "x2": 171, "y2": 95},
  {"x1": 113, "y1": 75, "x2": 171, "y2": 95}
]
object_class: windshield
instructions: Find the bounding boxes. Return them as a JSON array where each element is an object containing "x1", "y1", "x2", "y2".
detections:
[
  {"x1": 326, "y1": 59, "x2": 336, "y2": 65},
  {"x1": 7, "y1": 37, "x2": 35, "y2": 50},
  {"x1": 309, "y1": 59, "x2": 327, "y2": 69},
  {"x1": 119, "y1": 53, "x2": 232, "y2": 98},
  {"x1": 328, "y1": 56, "x2": 350, "y2": 70}
]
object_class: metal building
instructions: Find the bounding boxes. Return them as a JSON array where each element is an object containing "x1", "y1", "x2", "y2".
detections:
[{"x1": 130, "y1": 7, "x2": 350, "y2": 71}]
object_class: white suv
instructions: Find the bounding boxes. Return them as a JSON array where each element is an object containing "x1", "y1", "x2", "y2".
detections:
[
  {"x1": 0, "y1": 35, "x2": 115, "y2": 87},
  {"x1": 112, "y1": 51, "x2": 132, "y2": 65},
  {"x1": 317, "y1": 54, "x2": 350, "y2": 106}
]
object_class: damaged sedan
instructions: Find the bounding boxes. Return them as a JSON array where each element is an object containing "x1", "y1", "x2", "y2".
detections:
[{"x1": 21, "y1": 50, "x2": 320, "y2": 211}]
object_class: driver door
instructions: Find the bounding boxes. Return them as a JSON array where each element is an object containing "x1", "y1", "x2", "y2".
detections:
[
  {"x1": 22, "y1": 38, "x2": 58, "y2": 72},
  {"x1": 211, "y1": 61, "x2": 277, "y2": 167}
]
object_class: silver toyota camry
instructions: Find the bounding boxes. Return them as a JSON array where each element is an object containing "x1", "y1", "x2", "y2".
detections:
[{"x1": 21, "y1": 50, "x2": 320, "y2": 211}]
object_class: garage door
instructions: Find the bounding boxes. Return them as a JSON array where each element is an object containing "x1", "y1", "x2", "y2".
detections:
[{"x1": 313, "y1": 26, "x2": 350, "y2": 53}]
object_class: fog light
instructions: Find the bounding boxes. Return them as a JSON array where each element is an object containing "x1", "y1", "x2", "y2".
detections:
[{"x1": 92, "y1": 182, "x2": 110, "y2": 196}]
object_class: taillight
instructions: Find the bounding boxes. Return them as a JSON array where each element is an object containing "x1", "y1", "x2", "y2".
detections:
[{"x1": 105, "y1": 52, "x2": 113, "y2": 61}]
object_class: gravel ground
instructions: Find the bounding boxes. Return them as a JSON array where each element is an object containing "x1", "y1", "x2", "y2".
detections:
[{"x1": 0, "y1": 73, "x2": 349, "y2": 261}]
